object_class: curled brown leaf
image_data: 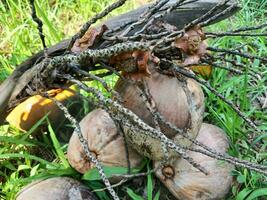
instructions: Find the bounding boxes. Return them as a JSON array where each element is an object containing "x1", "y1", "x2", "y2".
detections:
[
  {"x1": 190, "y1": 64, "x2": 213, "y2": 80},
  {"x1": 173, "y1": 26, "x2": 207, "y2": 66},
  {"x1": 109, "y1": 51, "x2": 159, "y2": 81},
  {"x1": 71, "y1": 25, "x2": 108, "y2": 53}
]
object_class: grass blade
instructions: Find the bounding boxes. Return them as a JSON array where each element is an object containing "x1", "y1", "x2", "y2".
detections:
[
  {"x1": 48, "y1": 122, "x2": 69, "y2": 168},
  {"x1": 126, "y1": 188, "x2": 143, "y2": 200}
]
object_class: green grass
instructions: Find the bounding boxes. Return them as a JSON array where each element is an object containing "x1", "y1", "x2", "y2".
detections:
[
  {"x1": 204, "y1": 1, "x2": 267, "y2": 199},
  {"x1": 0, "y1": 0, "x2": 267, "y2": 199}
]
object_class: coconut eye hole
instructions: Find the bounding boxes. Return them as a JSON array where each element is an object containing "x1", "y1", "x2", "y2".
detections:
[
  {"x1": 81, "y1": 150, "x2": 98, "y2": 161},
  {"x1": 90, "y1": 151, "x2": 98, "y2": 159},
  {"x1": 162, "y1": 165, "x2": 175, "y2": 179}
]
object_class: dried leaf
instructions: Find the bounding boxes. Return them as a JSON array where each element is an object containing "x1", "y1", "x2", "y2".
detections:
[
  {"x1": 109, "y1": 52, "x2": 136, "y2": 72},
  {"x1": 132, "y1": 50, "x2": 151, "y2": 75},
  {"x1": 71, "y1": 25, "x2": 108, "y2": 53},
  {"x1": 190, "y1": 65, "x2": 213, "y2": 80},
  {"x1": 173, "y1": 26, "x2": 207, "y2": 66},
  {"x1": 110, "y1": 51, "x2": 159, "y2": 81}
]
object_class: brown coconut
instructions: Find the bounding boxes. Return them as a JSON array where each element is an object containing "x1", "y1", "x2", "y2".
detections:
[
  {"x1": 155, "y1": 123, "x2": 234, "y2": 200},
  {"x1": 67, "y1": 109, "x2": 143, "y2": 176},
  {"x1": 115, "y1": 65, "x2": 204, "y2": 160},
  {"x1": 16, "y1": 177, "x2": 97, "y2": 200}
]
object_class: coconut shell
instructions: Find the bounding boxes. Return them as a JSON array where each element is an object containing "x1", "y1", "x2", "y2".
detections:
[
  {"x1": 155, "y1": 123, "x2": 234, "y2": 200},
  {"x1": 67, "y1": 109, "x2": 143, "y2": 176},
  {"x1": 16, "y1": 177, "x2": 97, "y2": 200},
  {"x1": 115, "y1": 65, "x2": 204, "y2": 160}
]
